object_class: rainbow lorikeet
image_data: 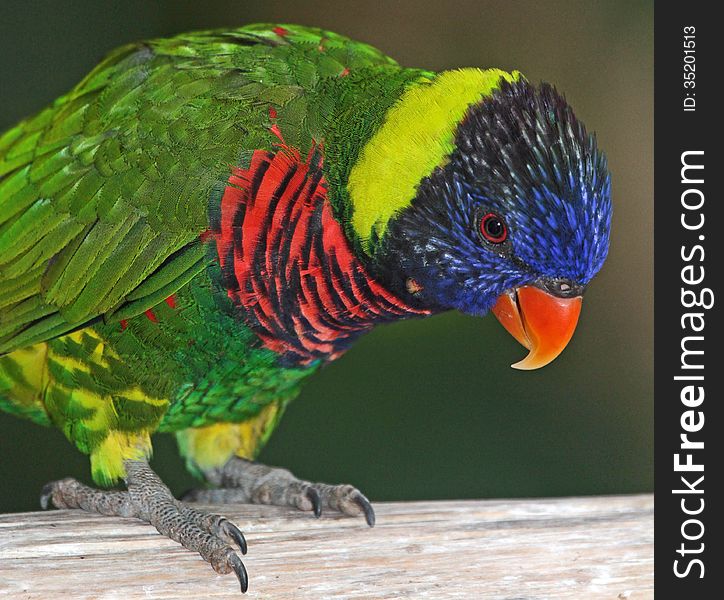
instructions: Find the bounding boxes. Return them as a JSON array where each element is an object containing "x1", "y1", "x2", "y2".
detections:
[{"x1": 0, "y1": 24, "x2": 611, "y2": 592}]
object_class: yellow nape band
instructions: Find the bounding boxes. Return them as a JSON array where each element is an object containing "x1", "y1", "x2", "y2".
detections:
[{"x1": 348, "y1": 68, "x2": 522, "y2": 252}]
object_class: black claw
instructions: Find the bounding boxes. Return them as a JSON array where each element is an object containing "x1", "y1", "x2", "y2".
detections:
[
  {"x1": 353, "y1": 492, "x2": 376, "y2": 527},
  {"x1": 306, "y1": 487, "x2": 322, "y2": 518},
  {"x1": 223, "y1": 520, "x2": 248, "y2": 555},
  {"x1": 229, "y1": 553, "x2": 249, "y2": 594},
  {"x1": 39, "y1": 483, "x2": 54, "y2": 510}
]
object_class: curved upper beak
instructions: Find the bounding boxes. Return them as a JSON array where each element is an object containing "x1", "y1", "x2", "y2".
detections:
[{"x1": 491, "y1": 285, "x2": 583, "y2": 370}]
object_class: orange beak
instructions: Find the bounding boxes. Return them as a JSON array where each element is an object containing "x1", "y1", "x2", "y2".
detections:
[{"x1": 491, "y1": 286, "x2": 583, "y2": 370}]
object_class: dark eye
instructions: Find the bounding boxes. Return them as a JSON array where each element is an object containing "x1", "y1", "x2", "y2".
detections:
[{"x1": 480, "y1": 212, "x2": 508, "y2": 244}]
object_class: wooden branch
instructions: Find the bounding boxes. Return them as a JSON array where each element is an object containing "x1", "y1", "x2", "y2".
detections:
[{"x1": 0, "y1": 494, "x2": 652, "y2": 599}]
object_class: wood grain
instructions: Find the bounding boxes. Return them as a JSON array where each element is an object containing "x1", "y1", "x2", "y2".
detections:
[{"x1": 0, "y1": 494, "x2": 653, "y2": 599}]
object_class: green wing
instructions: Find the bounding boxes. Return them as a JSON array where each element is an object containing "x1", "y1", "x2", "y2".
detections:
[
  {"x1": 0, "y1": 24, "x2": 401, "y2": 355},
  {"x1": 0, "y1": 40, "x2": 213, "y2": 354}
]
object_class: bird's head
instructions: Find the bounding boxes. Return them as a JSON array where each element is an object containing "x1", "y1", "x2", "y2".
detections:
[{"x1": 354, "y1": 74, "x2": 612, "y2": 369}]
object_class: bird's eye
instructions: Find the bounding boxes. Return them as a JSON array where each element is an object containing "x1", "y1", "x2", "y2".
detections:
[{"x1": 480, "y1": 212, "x2": 508, "y2": 244}]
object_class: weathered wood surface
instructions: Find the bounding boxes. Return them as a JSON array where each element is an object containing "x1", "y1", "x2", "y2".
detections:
[{"x1": 0, "y1": 494, "x2": 653, "y2": 599}]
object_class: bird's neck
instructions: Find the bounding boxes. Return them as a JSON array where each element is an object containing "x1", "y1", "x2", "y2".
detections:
[{"x1": 208, "y1": 143, "x2": 431, "y2": 367}]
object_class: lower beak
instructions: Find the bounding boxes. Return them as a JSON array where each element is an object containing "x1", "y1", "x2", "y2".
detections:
[{"x1": 491, "y1": 286, "x2": 583, "y2": 370}]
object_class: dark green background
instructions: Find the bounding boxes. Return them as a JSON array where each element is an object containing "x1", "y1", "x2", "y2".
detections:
[{"x1": 0, "y1": 0, "x2": 653, "y2": 513}]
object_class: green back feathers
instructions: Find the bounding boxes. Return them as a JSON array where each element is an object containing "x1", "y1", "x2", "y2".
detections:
[{"x1": 0, "y1": 24, "x2": 407, "y2": 355}]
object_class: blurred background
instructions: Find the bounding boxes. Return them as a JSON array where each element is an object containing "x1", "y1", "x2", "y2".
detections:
[{"x1": 0, "y1": 0, "x2": 652, "y2": 513}]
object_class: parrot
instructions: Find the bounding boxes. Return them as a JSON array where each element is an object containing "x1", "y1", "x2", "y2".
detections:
[{"x1": 0, "y1": 23, "x2": 612, "y2": 593}]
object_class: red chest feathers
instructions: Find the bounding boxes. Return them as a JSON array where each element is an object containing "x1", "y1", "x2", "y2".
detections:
[{"x1": 209, "y1": 140, "x2": 428, "y2": 366}]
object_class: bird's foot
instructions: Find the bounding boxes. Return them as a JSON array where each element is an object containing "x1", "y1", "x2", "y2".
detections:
[
  {"x1": 40, "y1": 460, "x2": 249, "y2": 593},
  {"x1": 184, "y1": 457, "x2": 375, "y2": 527}
]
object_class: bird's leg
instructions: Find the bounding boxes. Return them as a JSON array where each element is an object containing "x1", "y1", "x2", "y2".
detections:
[
  {"x1": 184, "y1": 457, "x2": 375, "y2": 527},
  {"x1": 41, "y1": 459, "x2": 249, "y2": 593}
]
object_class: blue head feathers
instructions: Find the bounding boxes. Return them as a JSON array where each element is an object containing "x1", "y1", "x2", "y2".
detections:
[{"x1": 380, "y1": 78, "x2": 612, "y2": 317}]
